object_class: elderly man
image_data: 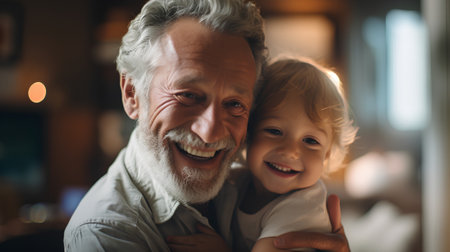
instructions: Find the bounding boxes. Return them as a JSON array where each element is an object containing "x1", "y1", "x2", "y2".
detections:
[{"x1": 64, "y1": 0, "x2": 349, "y2": 251}]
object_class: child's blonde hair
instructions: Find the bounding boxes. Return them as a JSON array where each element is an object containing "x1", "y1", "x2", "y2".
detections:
[{"x1": 248, "y1": 57, "x2": 358, "y2": 173}]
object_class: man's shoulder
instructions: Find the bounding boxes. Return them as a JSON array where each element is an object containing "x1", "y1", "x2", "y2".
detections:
[
  {"x1": 63, "y1": 213, "x2": 167, "y2": 252},
  {"x1": 64, "y1": 161, "x2": 166, "y2": 251},
  {"x1": 65, "y1": 161, "x2": 152, "y2": 236}
]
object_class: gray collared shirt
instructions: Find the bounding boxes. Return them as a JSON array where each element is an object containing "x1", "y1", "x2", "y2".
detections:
[{"x1": 64, "y1": 131, "x2": 237, "y2": 251}]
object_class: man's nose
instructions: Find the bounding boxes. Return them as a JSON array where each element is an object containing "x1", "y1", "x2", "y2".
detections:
[{"x1": 191, "y1": 102, "x2": 227, "y2": 144}]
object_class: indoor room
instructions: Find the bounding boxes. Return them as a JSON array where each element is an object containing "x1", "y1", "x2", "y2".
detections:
[{"x1": 0, "y1": 0, "x2": 448, "y2": 251}]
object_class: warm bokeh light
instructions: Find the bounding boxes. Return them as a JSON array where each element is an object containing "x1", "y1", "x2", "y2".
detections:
[{"x1": 28, "y1": 82, "x2": 47, "y2": 103}]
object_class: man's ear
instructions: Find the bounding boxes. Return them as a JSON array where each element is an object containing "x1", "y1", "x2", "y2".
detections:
[{"x1": 120, "y1": 74, "x2": 139, "y2": 120}]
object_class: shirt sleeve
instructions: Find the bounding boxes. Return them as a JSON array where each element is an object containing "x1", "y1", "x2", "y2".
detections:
[
  {"x1": 259, "y1": 180, "x2": 332, "y2": 239},
  {"x1": 64, "y1": 222, "x2": 156, "y2": 252}
]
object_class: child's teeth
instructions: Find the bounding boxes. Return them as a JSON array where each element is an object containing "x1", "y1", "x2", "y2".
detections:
[{"x1": 272, "y1": 163, "x2": 291, "y2": 172}]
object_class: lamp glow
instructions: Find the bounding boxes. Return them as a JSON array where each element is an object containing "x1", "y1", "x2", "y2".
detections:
[{"x1": 28, "y1": 82, "x2": 47, "y2": 103}]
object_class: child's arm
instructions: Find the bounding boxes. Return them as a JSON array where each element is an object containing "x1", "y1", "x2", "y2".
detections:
[
  {"x1": 166, "y1": 224, "x2": 232, "y2": 252},
  {"x1": 253, "y1": 237, "x2": 316, "y2": 252}
]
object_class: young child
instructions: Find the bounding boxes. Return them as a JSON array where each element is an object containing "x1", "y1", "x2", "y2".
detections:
[
  {"x1": 229, "y1": 58, "x2": 358, "y2": 251},
  {"x1": 167, "y1": 58, "x2": 358, "y2": 252}
]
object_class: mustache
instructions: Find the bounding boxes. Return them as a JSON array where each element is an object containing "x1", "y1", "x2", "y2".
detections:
[{"x1": 165, "y1": 127, "x2": 236, "y2": 151}]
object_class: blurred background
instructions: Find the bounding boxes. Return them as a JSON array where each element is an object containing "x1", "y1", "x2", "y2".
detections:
[{"x1": 0, "y1": 0, "x2": 448, "y2": 251}]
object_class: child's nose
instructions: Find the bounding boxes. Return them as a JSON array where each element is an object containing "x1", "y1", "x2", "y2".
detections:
[{"x1": 279, "y1": 139, "x2": 301, "y2": 160}]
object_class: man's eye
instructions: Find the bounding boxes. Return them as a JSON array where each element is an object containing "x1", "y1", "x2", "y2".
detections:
[
  {"x1": 175, "y1": 92, "x2": 202, "y2": 105},
  {"x1": 303, "y1": 137, "x2": 320, "y2": 145},
  {"x1": 181, "y1": 93, "x2": 195, "y2": 98},
  {"x1": 264, "y1": 128, "x2": 282, "y2": 136},
  {"x1": 179, "y1": 92, "x2": 197, "y2": 99},
  {"x1": 225, "y1": 100, "x2": 246, "y2": 116},
  {"x1": 229, "y1": 101, "x2": 242, "y2": 108}
]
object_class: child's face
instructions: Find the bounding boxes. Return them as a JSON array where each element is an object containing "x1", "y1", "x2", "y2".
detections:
[{"x1": 247, "y1": 95, "x2": 332, "y2": 194}]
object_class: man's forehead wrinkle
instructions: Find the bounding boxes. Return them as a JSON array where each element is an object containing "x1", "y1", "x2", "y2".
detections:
[
  {"x1": 165, "y1": 18, "x2": 253, "y2": 63},
  {"x1": 232, "y1": 83, "x2": 253, "y2": 101},
  {"x1": 172, "y1": 67, "x2": 254, "y2": 98},
  {"x1": 164, "y1": 18, "x2": 210, "y2": 55},
  {"x1": 159, "y1": 18, "x2": 256, "y2": 103},
  {"x1": 162, "y1": 39, "x2": 253, "y2": 98},
  {"x1": 171, "y1": 74, "x2": 206, "y2": 89},
  {"x1": 172, "y1": 73, "x2": 252, "y2": 96}
]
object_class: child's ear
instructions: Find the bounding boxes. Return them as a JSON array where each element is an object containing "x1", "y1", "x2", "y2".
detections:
[{"x1": 120, "y1": 74, "x2": 139, "y2": 120}]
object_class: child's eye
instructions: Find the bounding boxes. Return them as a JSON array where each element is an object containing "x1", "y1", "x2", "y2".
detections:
[
  {"x1": 264, "y1": 128, "x2": 282, "y2": 136},
  {"x1": 303, "y1": 137, "x2": 320, "y2": 145}
]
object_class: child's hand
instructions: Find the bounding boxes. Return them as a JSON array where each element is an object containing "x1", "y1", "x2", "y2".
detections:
[{"x1": 166, "y1": 223, "x2": 232, "y2": 252}]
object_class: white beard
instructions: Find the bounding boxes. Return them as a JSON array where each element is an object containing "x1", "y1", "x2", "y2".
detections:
[{"x1": 134, "y1": 121, "x2": 237, "y2": 204}]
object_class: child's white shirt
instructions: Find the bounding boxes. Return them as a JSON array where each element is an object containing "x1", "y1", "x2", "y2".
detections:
[{"x1": 233, "y1": 168, "x2": 332, "y2": 251}]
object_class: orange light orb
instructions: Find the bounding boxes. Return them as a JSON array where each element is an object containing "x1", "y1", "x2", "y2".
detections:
[{"x1": 28, "y1": 82, "x2": 47, "y2": 103}]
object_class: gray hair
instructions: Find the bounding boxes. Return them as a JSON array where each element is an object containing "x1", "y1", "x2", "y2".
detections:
[{"x1": 116, "y1": 0, "x2": 266, "y2": 98}]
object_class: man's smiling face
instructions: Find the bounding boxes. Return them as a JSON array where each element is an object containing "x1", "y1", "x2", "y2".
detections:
[{"x1": 137, "y1": 18, "x2": 257, "y2": 202}]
